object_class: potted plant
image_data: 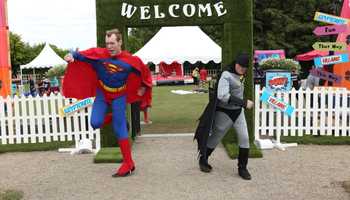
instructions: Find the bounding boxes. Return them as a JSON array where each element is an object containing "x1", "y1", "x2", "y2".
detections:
[{"x1": 258, "y1": 58, "x2": 301, "y2": 88}]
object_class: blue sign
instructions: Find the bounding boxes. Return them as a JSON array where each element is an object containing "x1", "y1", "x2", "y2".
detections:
[
  {"x1": 260, "y1": 90, "x2": 295, "y2": 116},
  {"x1": 314, "y1": 54, "x2": 349, "y2": 68},
  {"x1": 314, "y1": 12, "x2": 348, "y2": 25},
  {"x1": 265, "y1": 72, "x2": 292, "y2": 92}
]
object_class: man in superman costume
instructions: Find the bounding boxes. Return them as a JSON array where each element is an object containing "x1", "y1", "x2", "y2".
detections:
[{"x1": 63, "y1": 29, "x2": 152, "y2": 177}]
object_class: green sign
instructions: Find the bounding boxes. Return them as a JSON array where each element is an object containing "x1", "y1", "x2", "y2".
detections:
[{"x1": 312, "y1": 42, "x2": 347, "y2": 51}]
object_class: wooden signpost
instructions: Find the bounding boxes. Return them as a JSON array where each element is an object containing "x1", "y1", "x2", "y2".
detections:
[{"x1": 312, "y1": 42, "x2": 347, "y2": 51}]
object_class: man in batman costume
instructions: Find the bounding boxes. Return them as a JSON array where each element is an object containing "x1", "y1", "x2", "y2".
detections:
[{"x1": 194, "y1": 53, "x2": 254, "y2": 180}]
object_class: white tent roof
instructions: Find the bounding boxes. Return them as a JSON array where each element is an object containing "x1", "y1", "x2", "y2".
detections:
[
  {"x1": 134, "y1": 26, "x2": 221, "y2": 64},
  {"x1": 20, "y1": 43, "x2": 67, "y2": 69}
]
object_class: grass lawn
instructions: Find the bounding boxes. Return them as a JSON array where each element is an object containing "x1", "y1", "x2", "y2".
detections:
[
  {"x1": 141, "y1": 85, "x2": 209, "y2": 133},
  {"x1": 0, "y1": 141, "x2": 74, "y2": 154},
  {"x1": 0, "y1": 189, "x2": 24, "y2": 200},
  {"x1": 281, "y1": 135, "x2": 350, "y2": 145}
]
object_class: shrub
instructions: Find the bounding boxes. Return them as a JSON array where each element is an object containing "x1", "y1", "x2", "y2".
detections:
[
  {"x1": 259, "y1": 58, "x2": 301, "y2": 73},
  {"x1": 46, "y1": 64, "x2": 67, "y2": 78}
]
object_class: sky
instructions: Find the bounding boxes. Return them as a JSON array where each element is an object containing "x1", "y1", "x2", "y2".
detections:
[{"x1": 7, "y1": 0, "x2": 96, "y2": 50}]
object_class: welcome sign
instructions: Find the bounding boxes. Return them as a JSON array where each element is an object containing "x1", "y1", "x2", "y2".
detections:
[
  {"x1": 260, "y1": 90, "x2": 295, "y2": 116},
  {"x1": 121, "y1": 2, "x2": 227, "y2": 20}
]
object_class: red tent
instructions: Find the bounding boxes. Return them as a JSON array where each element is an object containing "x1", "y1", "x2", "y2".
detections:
[
  {"x1": 159, "y1": 61, "x2": 182, "y2": 77},
  {"x1": 295, "y1": 50, "x2": 329, "y2": 61}
]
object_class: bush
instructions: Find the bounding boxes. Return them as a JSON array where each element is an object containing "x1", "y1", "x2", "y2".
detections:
[
  {"x1": 46, "y1": 64, "x2": 67, "y2": 78},
  {"x1": 259, "y1": 58, "x2": 301, "y2": 73}
]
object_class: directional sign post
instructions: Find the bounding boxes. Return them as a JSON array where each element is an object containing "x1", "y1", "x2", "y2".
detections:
[
  {"x1": 312, "y1": 42, "x2": 347, "y2": 51},
  {"x1": 314, "y1": 54, "x2": 350, "y2": 68},
  {"x1": 59, "y1": 97, "x2": 95, "y2": 117},
  {"x1": 314, "y1": 12, "x2": 349, "y2": 25},
  {"x1": 260, "y1": 90, "x2": 295, "y2": 116},
  {"x1": 310, "y1": 68, "x2": 342, "y2": 83},
  {"x1": 313, "y1": 24, "x2": 347, "y2": 36}
]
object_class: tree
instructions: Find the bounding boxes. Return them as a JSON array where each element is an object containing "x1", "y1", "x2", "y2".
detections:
[
  {"x1": 254, "y1": 0, "x2": 343, "y2": 57},
  {"x1": 9, "y1": 32, "x2": 68, "y2": 75}
]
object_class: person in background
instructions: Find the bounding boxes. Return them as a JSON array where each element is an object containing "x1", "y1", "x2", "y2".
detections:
[
  {"x1": 43, "y1": 77, "x2": 51, "y2": 96},
  {"x1": 192, "y1": 67, "x2": 200, "y2": 89},
  {"x1": 28, "y1": 75, "x2": 36, "y2": 96},
  {"x1": 199, "y1": 66, "x2": 208, "y2": 88},
  {"x1": 50, "y1": 76, "x2": 60, "y2": 94}
]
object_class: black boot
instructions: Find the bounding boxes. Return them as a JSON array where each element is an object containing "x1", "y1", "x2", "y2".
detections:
[
  {"x1": 199, "y1": 148, "x2": 214, "y2": 173},
  {"x1": 237, "y1": 148, "x2": 251, "y2": 180}
]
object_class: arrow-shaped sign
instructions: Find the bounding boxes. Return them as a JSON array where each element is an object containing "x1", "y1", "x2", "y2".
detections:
[
  {"x1": 313, "y1": 24, "x2": 347, "y2": 36},
  {"x1": 310, "y1": 68, "x2": 342, "y2": 83},
  {"x1": 314, "y1": 12, "x2": 349, "y2": 25},
  {"x1": 260, "y1": 90, "x2": 295, "y2": 116},
  {"x1": 314, "y1": 54, "x2": 349, "y2": 68},
  {"x1": 312, "y1": 42, "x2": 347, "y2": 51}
]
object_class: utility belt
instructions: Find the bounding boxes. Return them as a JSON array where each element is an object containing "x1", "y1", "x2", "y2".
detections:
[{"x1": 99, "y1": 81, "x2": 126, "y2": 93}]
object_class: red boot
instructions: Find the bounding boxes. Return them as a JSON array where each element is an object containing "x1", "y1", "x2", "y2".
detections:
[{"x1": 112, "y1": 139, "x2": 135, "y2": 177}]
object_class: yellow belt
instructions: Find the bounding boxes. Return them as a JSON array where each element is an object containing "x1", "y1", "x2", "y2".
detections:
[{"x1": 99, "y1": 81, "x2": 126, "y2": 93}]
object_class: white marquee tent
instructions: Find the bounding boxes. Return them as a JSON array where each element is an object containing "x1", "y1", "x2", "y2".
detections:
[
  {"x1": 20, "y1": 43, "x2": 67, "y2": 83},
  {"x1": 134, "y1": 26, "x2": 221, "y2": 64}
]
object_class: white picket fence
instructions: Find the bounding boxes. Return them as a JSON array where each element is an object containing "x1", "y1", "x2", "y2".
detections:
[
  {"x1": 0, "y1": 93, "x2": 100, "y2": 152},
  {"x1": 255, "y1": 85, "x2": 350, "y2": 141}
]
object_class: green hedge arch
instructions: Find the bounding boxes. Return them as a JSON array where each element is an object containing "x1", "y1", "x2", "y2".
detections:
[{"x1": 96, "y1": 0, "x2": 254, "y2": 146}]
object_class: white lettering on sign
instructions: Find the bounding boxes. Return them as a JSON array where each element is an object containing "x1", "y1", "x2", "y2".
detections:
[
  {"x1": 120, "y1": 2, "x2": 227, "y2": 20},
  {"x1": 121, "y1": 3, "x2": 137, "y2": 19},
  {"x1": 213, "y1": 1, "x2": 227, "y2": 17},
  {"x1": 183, "y1": 4, "x2": 196, "y2": 17},
  {"x1": 169, "y1": 4, "x2": 180, "y2": 18},
  {"x1": 321, "y1": 55, "x2": 341, "y2": 65},
  {"x1": 198, "y1": 3, "x2": 212, "y2": 17},
  {"x1": 154, "y1": 5, "x2": 166, "y2": 19},
  {"x1": 267, "y1": 96, "x2": 287, "y2": 111},
  {"x1": 140, "y1": 6, "x2": 151, "y2": 20}
]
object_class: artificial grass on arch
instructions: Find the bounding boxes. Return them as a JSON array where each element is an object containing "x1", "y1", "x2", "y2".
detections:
[
  {"x1": 94, "y1": 147, "x2": 123, "y2": 163},
  {"x1": 222, "y1": 129, "x2": 263, "y2": 159}
]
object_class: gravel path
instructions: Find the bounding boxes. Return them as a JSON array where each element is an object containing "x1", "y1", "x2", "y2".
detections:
[{"x1": 0, "y1": 136, "x2": 349, "y2": 200}]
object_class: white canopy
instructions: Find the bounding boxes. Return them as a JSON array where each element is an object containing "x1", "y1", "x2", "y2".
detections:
[
  {"x1": 20, "y1": 43, "x2": 67, "y2": 69},
  {"x1": 134, "y1": 26, "x2": 221, "y2": 64}
]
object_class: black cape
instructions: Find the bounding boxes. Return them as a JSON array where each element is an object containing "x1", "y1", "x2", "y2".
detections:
[
  {"x1": 194, "y1": 69, "x2": 244, "y2": 157},
  {"x1": 194, "y1": 72, "x2": 221, "y2": 157}
]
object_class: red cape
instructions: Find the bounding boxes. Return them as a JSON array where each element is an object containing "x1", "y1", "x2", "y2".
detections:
[{"x1": 62, "y1": 48, "x2": 152, "y2": 105}]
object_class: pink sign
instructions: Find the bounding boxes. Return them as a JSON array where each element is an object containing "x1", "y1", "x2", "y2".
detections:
[
  {"x1": 313, "y1": 24, "x2": 347, "y2": 36},
  {"x1": 254, "y1": 50, "x2": 285, "y2": 62},
  {"x1": 0, "y1": 0, "x2": 6, "y2": 27}
]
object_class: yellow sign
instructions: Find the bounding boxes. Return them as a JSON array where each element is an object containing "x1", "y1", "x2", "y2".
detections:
[{"x1": 312, "y1": 42, "x2": 347, "y2": 51}]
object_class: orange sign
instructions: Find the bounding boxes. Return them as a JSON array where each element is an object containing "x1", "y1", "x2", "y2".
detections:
[{"x1": 0, "y1": 0, "x2": 11, "y2": 97}]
